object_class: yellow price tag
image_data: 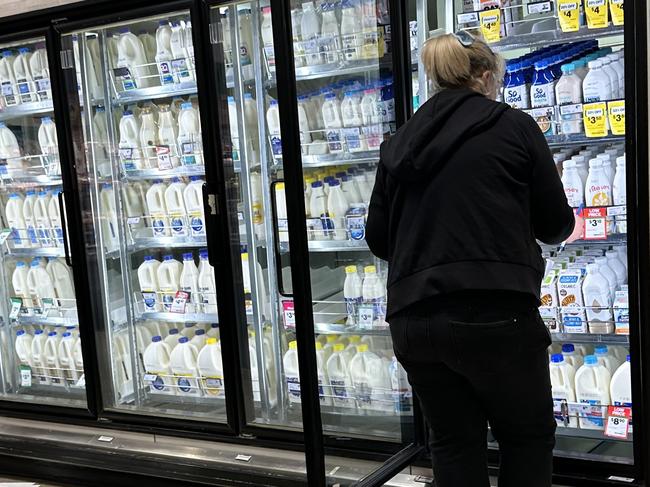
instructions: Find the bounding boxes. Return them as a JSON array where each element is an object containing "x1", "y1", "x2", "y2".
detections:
[
  {"x1": 557, "y1": 0, "x2": 580, "y2": 32},
  {"x1": 608, "y1": 100, "x2": 625, "y2": 135},
  {"x1": 610, "y1": 0, "x2": 624, "y2": 25},
  {"x1": 585, "y1": 0, "x2": 609, "y2": 29},
  {"x1": 583, "y1": 102, "x2": 608, "y2": 137},
  {"x1": 479, "y1": 8, "x2": 501, "y2": 43}
]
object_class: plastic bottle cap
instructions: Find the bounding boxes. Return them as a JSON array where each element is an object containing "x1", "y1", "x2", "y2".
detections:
[
  {"x1": 179, "y1": 337, "x2": 189, "y2": 343},
  {"x1": 241, "y1": 252, "x2": 249, "y2": 262},
  {"x1": 534, "y1": 60, "x2": 548, "y2": 69},
  {"x1": 42, "y1": 116, "x2": 52, "y2": 123},
  {"x1": 181, "y1": 102, "x2": 193, "y2": 110},
  {"x1": 588, "y1": 159, "x2": 603, "y2": 168},
  {"x1": 61, "y1": 332, "x2": 70, "y2": 338},
  {"x1": 185, "y1": 323, "x2": 195, "y2": 329},
  {"x1": 30, "y1": 260, "x2": 40, "y2": 267},
  {"x1": 159, "y1": 20, "x2": 169, "y2": 26},
  {"x1": 15, "y1": 261, "x2": 25, "y2": 268},
  {"x1": 276, "y1": 182, "x2": 285, "y2": 190},
  {"x1": 163, "y1": 255, "x2": 173, "y2": 261},
  {"x1": 563, "y1": 160, "x2": 576, "y2": 168},
  {"x1": 289, "y1": 340, "x2": 297, "y2": 350},
  {"x1": 169, "y1": 328, "x2": 179, "y2": 335},
  {"x1": 35, "y1": 330, "x2": 43, "y2": 335},
  {"x1": 206, "y1": 338, "x2": 217, "y2": 345},
  {"x1": 349, "y1": 335, "x2": 361, "y2": 343},
  {"x1": 585, "y1": 355, "x2": 598, "y2": 365},
  {"x1": 244, "y1": 93, "x2": 253, "y2": 100},
  {"x1": 561, "y1": 343, "x2": 575, "y2": 353},
  {"x1": 144, "y1": 255, "x2": 153, "y2": 262},
  {"x1": 1, "y1": 51, "x2": 12, "y2": 57},
  {"x1": 345, "y1": 265, "x2": 357, "y2": 274},
  {"x1": 211, "y1": 323, "x2": 218, "y2": 329},
  {"x1": 587, "y1": 263, "x2": 599, "y2": 273},
  {"x1": 551, "y1": 353, "x2": 564, "y2": 363},
  {"x1": 364, "y1": 265, "x2": 377, "y2": 274},
  {"x1": 333, "y1": 343, "x2": 345, "y2": 352},
  {"x1": 123, "y1": 110, "x2": 133, "y2": 116},
  {"x1": 357, "y1": 344, "x2": 369, "y2": 353},
  {"x1": 588, "y1": 60, "x2": 602, "y2": 69},
  {"x1": 183, "y1": 252, "x2": 193, "y2": 260},
  {"x1": 595, "y1": 345, "x2": 608, "y2": 354},
  {"x1": 200, "y1": 251, "x2": 209, "y2": 259},
  {"x1": 16, "y1": 330, "x2": 25, "y2": 337},
  {"x1": 315, "y1": 341, "x2": 323, "y2": 350},
  {"x1": 326, "y1": 335, "x2": 338, "y2": 343},
  {"x1": 328, "y1": 179, "x2": 340, "y2": 187},
  {"x1": 311, "y1": 181, "x2": 323, "y2": 188},
  {"x1": 627, "y1": 355, "x2": 631, "y2": 362},
  {"x1": 18, "y1": 47, "x2": 30, "y2": 54},
  {"x1": 48, "y1": 331, "x2": 57, "y2": 337},
  {"x1": 38, "y1": 191, "x2": 48, "y2": 197},
  {"x1": 561, "y1": 63, "x2": 576, "y2": 73},
  {"x1": 196, "y1": 329, "x2": 205, "y2": 336}
]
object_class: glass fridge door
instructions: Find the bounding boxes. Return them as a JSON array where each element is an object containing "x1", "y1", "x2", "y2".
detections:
[
  {"x1": 0, "y1": 35, "x2": 88, "y2": 408},
  {"x1": 59, "y1": 11, "x2": 231, "y2": 423},
  {"x1": 418, "y1": 0, "x2": 632, "y2": 471}
]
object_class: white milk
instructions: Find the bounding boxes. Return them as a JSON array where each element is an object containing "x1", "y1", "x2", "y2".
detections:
[
  {"x1": 606, "y1": 250, "x2": 626, "y2": 286},
  {"x1": 99, "y1": 184, "x2": 119, "y2": 251},
  {"x1": 0, "y1": 50, "x2": 19, "y2": 106},
  {"x1": 197, "y1": 337, "x2": 224, "y2": 397},
  {"x1": 138, "y1": 256, "x2": 161, "y2": 313},
  {"x1": 137, "y1": 30, "x2": 156, "y2": 66},
  {"x1": 47, "y1": 258, "x2": 75, "y2": 308},
  {"x1": 606, "y1": 53, "x2": 625, "y2": 98},
  {"x1": 116, "y1": 28, "x2": 152, "y2": 89},
  {"x1": 340, "y1": 175, "x2": 363, "y2": 205},
  {"x1": 550, "y1": 353, "x2": 578, "y2": 427},
  {"x1": 238, "y1": 9, "x2": 254, "y2": 73},
  {"x1": 170, "y1": 337, "x2": 201, "y2": 396},
  {"x1": 198, "y1": 249, "x2": 217, "y2": 314},
  {"x1": 34, "y1": 191, "x2": 53, "y2": 247},
  {"x1": 23, "y1": 191, "x2": 38, "y2": 247},
  {"x1": 314, "y1": 341, "x2": 333, "y2": 406},
  {"x1": 561, "y1": 161, "x2": 584, "y2": 208},
  {"x1": 595, "y1": 345, "x2": 621, "y2": 375},
  {"x1": 26, "y1": 259, "x2": 56, "y2": 311},
  {"x1": 297, "y1": 96, "x2": 312, "y2": 154},
  {"x1": 327, "y1": 180, "x2": 349, "y2": 240},
  {"x1": 180, "y1": 252, "x2": 199, "y2": 313},
  {"x1": 600, "y1": 58, "x2": 620, "y2": 100},
  {"x1": 344, "y1": 265, "x2": 362, "y2": 325},
  {"x1": 6, "y1": 193, "x2": 29, "y2": 248},
  {"x1": 165, "y1": 177, "x2": 188, "y2": 236},
  {"x1": 12, "y1": 261, "x2": 33, "y2": 312},
  {"x1": 38, "y1": 116, "x2": 59, "y2": 166},
  {"x1": 164, "y1": 328, "x2": 180, "y2": 349},
  {"x1": 146, "y1": 180, "x2": 169, "y2": 237},
  {"x1": 228, "y1": 96, "x2": 241, "y2": 159},
  {"x1": 243, "y1": 93, "x2": 259, "y2": 164},
  {"x1": 361, "y1": 88, "x2": 382, "y2": 149},
  {"x1": 184, "y1": 176, "x2": 205, "y2": 237},
  {"x1": 207, "y1": 323, "x2": 220, "y2": 339},
  {"x1": 582, "y1": 263, "x2": 613, "y2": 333},
  {"x1": 30, "y1": 43, "x2": 51, "y2": 100},
  {"x1": 44, "y1": 331, "x2": 64, "y2": 386},
  {"x1": 284, "y1": 340, "x2": 301, "y2": 404},
  {"x1": 155, "y1": 21, "x2": 174, "y2": 85},
  {"x1": 341, "y1": 0, "x2": 362, "y2": 60},
  {"x1": 121, "y1": 184, "x2": 146, "y2": 230},
  {"x1": 301, "y1": 2, "x2": 322, "y2": 66},
  {"x1": 13, "y1": 47, "x2": 37, "y2": 103},
  {"x1": 583, "y1": 60, "x2": 612, "y2": 103},
  {"x1": 585, "y1": 159, "x2": 612, "y2": 207},
  {"x1": 610, "y1": 357, "x2": 631, "y2": 407},
  {"x1": 0, "y1": 122, "x2": 25, "y2": 168},
  {"x1": 349, "y1": 344, "x2": 390, "y2": 411},
  {"x1": 261, "y1": 6, "x2": 275, "y2": 69},
  {"x1": 341, "y1": 91, "x2": 366, "y2": 152},
  {"x1": 184, "y1": 21, "x2": 195, "y2": 75},
  {"x1": 15, "y1": 329, "x2": 33, "y2": 367},
  {"x1": 291, "y1": 7, "x2": 305, "y2": 67},
  {"x1": 596, "y1": 256, "x2": 617, "y2": 297},
  {"x1": 309, "y1": 180, "x2": 328, "y2": 240},
  {"x1": 266, "y1": 100, "x2": 282, "y2": 156},
  {"x1": 31, "y1": 329, "x2": 49, "y2": 384},
  {"x1": 320, "y1": 2, "x2": 340, "y2": 64},
  {"x1": 158, "y1": 105, "x2": 180, "y2": 167},
  {"x1": 157, "y1": 255, "x2": 182, "y2": 312},
  {"x1": 575, "y1": 355, "x2": 611, "y2": 430},
  {"x1": 326, "y1": 343, "x2": 356, "y2": 409},
  {"x1": 562, "y1": 343, "x2": 584, "y2": 368},
  {"x1": 362, "y1": 265, "x2": 386, "y2": 325},
  {"x1": 118, "y1": 110, "x2": 143, "y2": 170},
  {"x1": 58, "y1": 331, "x2": 80, "y2": 382},
  {"x1": 143, "y1": 336, "x2": 175, "y2": 394},
  {"x1": 322, "y1": 94, "x2": 343, "y2": 153},
  {"x1": 556, "y1": 63, "x2": 583, "y2": 134},
  {"x1": 177, "y1": 102, "x2": 203, "y2": 166},
  {"x1": 139, "y1": 108, "x2": 158, "y2": 167},
  {"x1": 190, "y1": 329, "x2": 206, "y2": 350},
  {"x1": 613, "y1": 156, "x2": 626, "y2": 206},
  {"x1": 170, "y1": 21, "x2": 194, "y2": 83}
]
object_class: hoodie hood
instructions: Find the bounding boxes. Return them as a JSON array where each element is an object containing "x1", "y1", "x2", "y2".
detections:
[{"x1": 380, "y1": 88, "x2": 510, "y2": 181}]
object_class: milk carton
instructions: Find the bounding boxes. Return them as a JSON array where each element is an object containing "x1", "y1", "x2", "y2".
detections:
[
  {"x1": 143, "y1": 336, "x2": 175, "y2": 394},
  {"x1": 349, "y1": 344, "x2": 391, "y2": 411},
  {"x1": 179, "y1": 252, "x2": 199, "y2": 313},
  {"x1": 197, "y1": 337, "x2": 224, "y2": 397},
  {"x1": 146, "y1": 180, "x2": 169, "y2": 237},
  {"x1": 12, "y1": 261, "x2": 32, "y2": 314},
  {"x1": 549, "y1": 353, "x2": 578, "y2": 427},
  {"x1": 613, "y1": 287, "x2": 629, "y2": 335},
  {"x1": 157, "y1": 255, "x2": 182, "y2": 311},
  {"x1": 44, "y1": 331, "x2": 64, "y2": 386},
  {"x1": 539, "y1": 269, "x2": 560, "y2": 332},
  {"x1": 582, "y1": 263, "x2": 613, "y2": 334},
  {"x1": 170, "y1": 337, "x2": 201, "y2": 396},
  {"x1": 561, "y1": 343, "x2": 584, "y2": 368},
  {"x1": 198, "y1": 249, "x2": 217, "y2": 313},
  {"x1": 138, "y1": 255, "x2": 161, "y2": 312},
  {"x1": 595, "y1": 345, "x2": 621, "y2": 374},
  {"x1": 610, "y1": 357, "x2": 632, "y2": 408},
  {"x1": 284, "y1": 340, "x2": 301, "y2": 404},
  {"x1": 164, "y1": 177, "x2": 188, "y2": 236},
  {"x1": 31, "y1": 329, "x2": 49, "y2": 385},
  {"x1": 575, "y1": 355, "x2": 611, "y2": 430},
  {"x1": 184, "y1": 176, "x2": 205, "y2": 237},
  {"x1": 558, "y1": 268, "x2": 587, "y2": 333},
  {"x1": 326, "y1": 343, "x2": 356, "y2": 409}
]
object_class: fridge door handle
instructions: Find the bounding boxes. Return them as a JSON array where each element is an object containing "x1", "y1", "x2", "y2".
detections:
[
  {"x1": 269, "y1": 180, "x2": 292, "y2": 297},
  {"x1": 202, "y1": 182, "x2": 220, "y2": 267},
  {"x1": 57, "y1": 190, "x2": 72, "y2": 267}
]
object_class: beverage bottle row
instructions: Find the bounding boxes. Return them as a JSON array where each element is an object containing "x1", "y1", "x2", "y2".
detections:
[
  {"x1": 343, "y1": 264, "x2": 387, "y2": 326},
  {"x1": 558, "y1": 145, "x2": 626, "y2": 208},
  {"x1": 549, "y1": 346, "x2": 631, "y2": 430},
  {"x1": 283, "y1": 334, "x2": 411, "y2": 414},
  {"x1": 3, "y1": 189, "x2": 64, "y2": 249},
  {"x1": 0, "y1": 44, "x2": 51, "y2": 107},
  {"x1": 503, "y1": 39, "x2": 625, "y2": 112},
  {"x1": 118, "y1": 101, "x2": 202, "y2": 170},
  {"x1": 11, "y1": 257, "x2": 75, "y2": 311},
  {"x1": 0, "y1": 118, "x2": 59, "y2": 173},
  {"x1": 15, "y1": 326, "x2": 83, "y2": 387}
]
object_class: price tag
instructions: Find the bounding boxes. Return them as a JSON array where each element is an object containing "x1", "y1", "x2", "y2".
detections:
[
  {"x1": 582, "y1": 207, "x2": 607, "y2": 240},
  {"x1": 0, "y1": 228, "x2": 11, "y2": 245},
  {"x1": 479, "y1": 8, "x2": 501, "y2": 43},
  {"x1": 585, "y1": 0, "x2": 609, "y2": 29},
  {"x1": 113, "y1": 67, "x2": 136, "y2": 91},
  {"x1": 583, "y1": 102, "x2": 608, "y2": 138},
  {"x1": 9, "y1": 297, "x2": 22, "y2": 319},
  {"x1": 608, "y1": 100, "x2": 626, "y2": 135},
  {"x1": 127, "y1": 216, "x2": 141, "y2": 225},
  {"x1": 156, "y1": 145, "x2": 172, "y2": 170},
  {"x1": 559, "y1": 103, "x2": 583, "y2": 116},
  {"x1": 170, "y1": 291, "x2": 189, "y2": 314},
  {"x1": 282, "y1": 300, "x2": 296, "y2": 329},
  {"x1": 557, "y1": 0, "x2": 580, "y2": 31},
  {"x1": 527, "y1": 1, "x2": 552, "y2": 14},
  {"x1": 97, "y1": 435, "x2": 114, "y2": 443},
  {"x1": 19, "y1": 365, "x2": 31, "y2": 387},
  {"x1": 605, "y1": 406, "x2": 631, "y2": 439},
  {"x1": 143, "y1": 373, "x2": 158, "y2": 382},
  {"x1": 457, "y1": 12, "x2": 479, "y2": 24},
  {"x1": 610, "y1": 0, "x2": 623, "y2": 25},
  {"x1": 358, "y1": 305, "x2": 374, "y2": 329}
]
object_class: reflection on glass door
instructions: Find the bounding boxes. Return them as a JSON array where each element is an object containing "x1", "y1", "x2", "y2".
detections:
[
  {"x1": 0, "y1": 36, "x2": 87, "y2": 407},
  {"x1": 62, "y1": 11, "x2": 228, "y2": 421}
]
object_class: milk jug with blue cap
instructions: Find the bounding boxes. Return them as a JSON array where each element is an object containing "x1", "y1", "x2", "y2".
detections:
[
  {"x1": 575, "y1": 355, "x2": 611, "y2": 430},
  {"x1": 143, "y1": 336, "x2": 175, "y2": 395},
  {"x1": 170, "y1": 336, "x2": 201, "y2": 396}
]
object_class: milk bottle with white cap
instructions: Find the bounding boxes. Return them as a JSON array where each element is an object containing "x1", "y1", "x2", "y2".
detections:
[
  {"x1": 613, "y1": 156, "x2": 626, "y2": 206},
  {"x1": 180, "y1": 252, "x2": 199, "y2": 313},
  {"x1": 58, "y1": 331, "x2": 80, "y2": 383},
  {"x1": 13, "y1": 47, "x2": 37, "y2": 103},
  {"x1": 320, "y1": 2, "x2": 341, "y2": 64},
  {"x1": 99, "y1": 184, "x2": 119, "y2": 251},
  {"x1": 561, "y1": 161, "x2": 584, "y2": 208},
  {"x1": 575, "y1": 355, "x2": 611, "y2": 430},
  {"x1": 138, "y1": 255, "x2": 161, "y2": 312},
  {"x1": 6, "y1": 193, "x2": 29, "y2": 248},
  {"x1": 47, "y1": 258, "x2": 75, "y2": 308},
  {"x1": 585, "y1": 159, "x2": 611, "y2": 207},
  {"x1": 170, "y1": 21, "x2": 194, "y2": 83},
  {"x1": 549, "y1": 353, "x2": 578, "y2": 427},
  {"x1": 30, "y1": 43, "x2": 51, "y2": 100},
  {"x1": 155, "y1": 21, "x2": 174, "y2": 85},
  {"x1": 38, "y1": 117, "x2": 60, "y2": 176},
  {"x1": 606, "y1": 250, "x2": 626, "y2": 286},
  {"x1": 322, "y1": 94, "x2": 343, "y2": 153},
  {"x1": 301, "y1": 2, "x2": 322, "y2": 66},
  {"x1": 184, "y1": 176, "x2": 206, "y2": 237},
  {"x1": 177, "y1": 102, "x2": 203, "y2": 166},
  {"x1": 137, "y1": 30, "x2": 156, "y2": 67},
  {"x1": 583, "y1": 60, "x2": 612, "y2": 103},
  {"x1": 116, "y1": 28, "x2": 152, "y2": 89},
  {"x1": 284, "y1": 341, "x2": 301, "y2": 403},
  {"x1": 197, "y1": 338, "x2": 224, "y2": 396},
  {"x1": 143, "y1": 336, "x2": 175, "y2": 394},
  {"x1": 170, "y1": 337, "x2": 201, "y2": 396},
  {"x1": 146, "y1": 180, "x2": 169, "y2": 237},
  {"x1": 165, "y1": 177, "x2": 188, "y2": 236},
  {"x1": 31, "y1": 329, "x2": 49, "y2": 385},
  {"x1": 139, "y1": 108, "x2": 158, "y2": 167},
  {"x1": 327, "y1": 180, "x2": 349, "y2": 240},
  {"x1": 610, "y1": 356, "x2": 632, "y2": 408},
  {"x1": 34, "y1": 191, "x2": 52, "y2": 247},
  {"x1": 341, "y1": 0, "x2": 362, "y2": 60},
  {"x1": 27, "y1": 258, "x2": 56, "y2": 313},
  {"x1": 119, "y1": 110, "x2": 143, "y2": 170},
  {"x1": 327, "y1": 343, "x2": 356, "y2": 409},
  {"x1": 600, "y1": 58, "x2": 620, "y2": 99},
  {"x1": 157, "y1": 255, "x2": 182, "y2": 312},
  {"x1": 349, "y1": 344, "x2": 390, "y2": 411},
  {"x1": 15, "y1": 330, "x2": 33, "y2": 369},
  {"x1": 0, "y1": 122, "x2": 25, "y2": 168},
  {"x1": 582, "y1": 263, "x2": 613, "y2": 333},
  {"x1": 0, "y1": 50, "x2": 18, "y2": 106},
  {"x1": 43, "y1": 331, "x2": 64, "y2": 385},
  {"x1": 12, "y1": 261, "x2": 33, "y2": 313},
  {"x1": 596, "y1": 256, "x2": 617, "y2": 296},
  {"x1": 341, "y1": 92, "x2": 367, "y2": 152}
]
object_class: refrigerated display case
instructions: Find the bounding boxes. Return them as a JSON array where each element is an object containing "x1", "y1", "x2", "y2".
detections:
[{"x1": 0, "y1": 33, "x2": 91, "y2": 409}]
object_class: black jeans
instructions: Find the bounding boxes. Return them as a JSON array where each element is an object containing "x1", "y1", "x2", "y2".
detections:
[{"x1": 389, "y1": 297, "x2": 556, "y2": 487}]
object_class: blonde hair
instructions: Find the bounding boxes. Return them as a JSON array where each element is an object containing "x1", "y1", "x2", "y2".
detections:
[{"x1": 421, "y1": 33, "x2": 504, "y2": 94}]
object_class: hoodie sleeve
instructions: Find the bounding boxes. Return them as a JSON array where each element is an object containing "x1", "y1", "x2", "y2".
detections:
[
  {"x1": 522, "y1": 114, "x2": 576, "y2": 245},
  {"x1": 366, "y1": 163, "x2": 390, "y2": 261}
]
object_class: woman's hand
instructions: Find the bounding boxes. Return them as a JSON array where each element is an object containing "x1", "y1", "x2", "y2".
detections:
[{"x1": 565, "y1": 213, "x2": 584, "y2": 244}]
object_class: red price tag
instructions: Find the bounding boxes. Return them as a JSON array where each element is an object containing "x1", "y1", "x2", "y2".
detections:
[
  {"x1": 582, "y1": 207, "x2": 607, "y2": 240},
  {"x1": 605, "y1": 406, "x2": 632, "y2": 439},
  {"x1": 170, "y1": 291, "x2": 189, "y2": 314},
  {"x1": 283, "y1": 300, "x2": 295, "y2": 329}
]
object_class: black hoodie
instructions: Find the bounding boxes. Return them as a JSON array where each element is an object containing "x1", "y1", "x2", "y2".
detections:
[{"x1": 366, "y1": 88, "x2": 575, "y2": 318}]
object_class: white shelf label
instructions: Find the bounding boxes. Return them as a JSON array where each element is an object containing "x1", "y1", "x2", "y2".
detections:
[
  {"x1": 527, "y1": 1, "x2": 552, "y2": 14},
  {"x1": 19, "y1": 365, "x2": 31, "y2": 387},
  {"x1": 457, "y1": 12, "x2": 479, "y2": 23}
]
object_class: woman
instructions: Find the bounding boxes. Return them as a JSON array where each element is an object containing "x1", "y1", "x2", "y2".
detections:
[{"x1": 366, "y1": 32, "x2": 580, "y2": 487}]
